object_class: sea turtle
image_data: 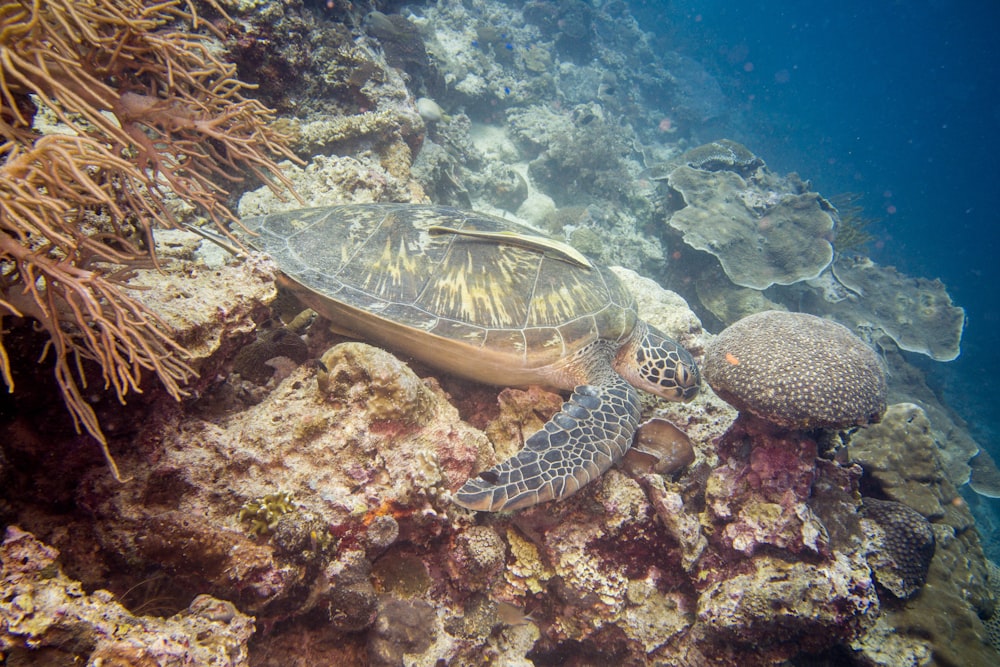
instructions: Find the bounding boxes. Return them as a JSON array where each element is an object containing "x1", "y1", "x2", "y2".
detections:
[{"x1": 237, "y1": 203, "x2": 700, "y2": 511}]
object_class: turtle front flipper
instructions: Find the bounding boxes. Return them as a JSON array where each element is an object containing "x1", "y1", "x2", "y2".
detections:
[{"x1": 454, "y1": 376, "x2": 641, "y2": 512}]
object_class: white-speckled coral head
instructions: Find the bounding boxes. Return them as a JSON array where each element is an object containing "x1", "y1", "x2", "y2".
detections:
[{"x1": 704, "y1": 310, "x2": 887, "y2": 430}]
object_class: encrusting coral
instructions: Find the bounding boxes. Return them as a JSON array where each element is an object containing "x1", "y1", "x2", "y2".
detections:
[
  {"x1": 860, "y1": 497, "x2": 936, "y2": 599},
  {"x1": 0, "y1": 0, "x2": 297, "y2": 477}
]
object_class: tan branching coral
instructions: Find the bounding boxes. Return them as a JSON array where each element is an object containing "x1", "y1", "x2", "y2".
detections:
[{"x1": 0, "y1": 0, "x2": 298, "y2": 477}]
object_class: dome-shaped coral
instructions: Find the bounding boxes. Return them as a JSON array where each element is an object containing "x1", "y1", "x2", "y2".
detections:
[{"x1": 704, "y1": 311, "x2": 886, "y2": 430}]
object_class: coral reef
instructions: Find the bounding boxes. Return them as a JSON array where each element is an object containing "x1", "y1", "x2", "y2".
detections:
[
  {"x1": 68, "y1": 338, "x2": 487, "y2": 614},
  {"x1": 696, "y1": 552, "x2": 876, "y2": 656},
  {"x1": 508, "y1": 103, "x2": 633, "y2": 204},
  {"x1": 705, "y1": 418, "x2": 830, "y2": 557},
  {"x1": 694, "y1": 311, "x2": 989, "y2": 662},
  {"x1": 828, "y1": 254, "x2": 965, "y2": 361},
  {"x1": 697, "y1": 318, "x2": 997, "y2": 665},
  {"x1": 3, "y1": 213, "x2": 997, "y2": 664},
  {"x1": 1, "y1": 526, "x2": 254, "y2": 665},
  {"x1": 861, "y1": 497, "x2": 936, "y2": 599},
  {"x1": 704, "y1": 311, "x2": 887, "y2": 430},
  {"x1": 883, "y1": 347, "x2": 982, "y2": 489},
  {"x1": 691, "y1": 417, "x2": 880, "y2": 664},
  {"x1": 317, "y1": 343, "x2": 436, "y2": 426},
  {"x1": 846, "y1": 403, "x2": 997, "y2": 665},
  {"x1": 125, "y1": 241, "x2": 281, "y2": 383},
  {"x1": 238, "y1": 154, "x2": 421, "y2": 217},
  {"x1": 0, "y1": 0, "x2": 296, "y2": 475},
  {"x1": 406, "y1": 0, "x2": 732, "y2": 277},
  {"x1": 0, "y1": 235, "x2": 707, "y2": 663},
  {"x1": 664, "y1": 163, "x2": 836, "y2": 290},
  {"x1": 653, "y1": 141, "x2": 965, "y2": 371},
  {"x1": 218, "y1": 1, "x2": 426, "y2": 202},
  {"x1": 0, "y1": 0, "x2": 994, "y2": 664},
  {"x1": 850, "y1": 403, "x2": 960, "y2": 519},
  {"x1": 362, "y1": 12, "x2": 435, "y2": 95}
]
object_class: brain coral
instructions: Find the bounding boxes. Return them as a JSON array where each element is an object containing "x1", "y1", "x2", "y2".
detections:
[
  {"x1": 704, "y1": 311, "x2": 887, "y2": 430},
  {"x1": 861, "y1": 497, "x2": 936, "y2": 599}
]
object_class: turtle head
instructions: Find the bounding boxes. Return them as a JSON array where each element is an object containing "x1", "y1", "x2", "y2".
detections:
[{"x1": 616, "y1": 321, "x2": 700, "y2": 401}]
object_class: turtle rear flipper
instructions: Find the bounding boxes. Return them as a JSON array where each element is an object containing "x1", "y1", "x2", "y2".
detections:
[{"x1": 454, "y1": 378, "x2": 640, "y2": 512}]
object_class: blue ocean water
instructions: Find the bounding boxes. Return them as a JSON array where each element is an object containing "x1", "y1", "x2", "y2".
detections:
[{"x1": 631, "y1": 0, "x2": 1000, "y2": 453}]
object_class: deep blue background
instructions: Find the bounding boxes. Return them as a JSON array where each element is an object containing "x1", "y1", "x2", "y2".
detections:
[{"x1": 631, "y1": 0, "x2": 1000, "y2": 450}]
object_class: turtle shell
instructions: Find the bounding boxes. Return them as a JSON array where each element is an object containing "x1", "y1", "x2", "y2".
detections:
[{"x1": 241, "y1": 204, "x2": 637, "y2": 388}]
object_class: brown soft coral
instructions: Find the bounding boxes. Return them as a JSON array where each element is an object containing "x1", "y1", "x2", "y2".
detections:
[{"x1": 0, "y1": 0, "x2": 298, "y2": 476}]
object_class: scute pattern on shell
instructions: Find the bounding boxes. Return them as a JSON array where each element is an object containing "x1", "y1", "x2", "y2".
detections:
[
  {"x1": 704, "y1": 310, "x2": 886, "y2": 429},
  {"x1": 861, "y1": 497, "x2": 935, "y2": 599},
  {"x1": 241, "y1": 204, "x2": 635, "y2": 367}
]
